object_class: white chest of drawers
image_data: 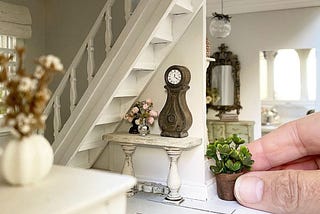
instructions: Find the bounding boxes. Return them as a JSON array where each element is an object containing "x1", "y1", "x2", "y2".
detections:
[{"x1": 0, "y1": 165, "x2": 136, "y2": 214}]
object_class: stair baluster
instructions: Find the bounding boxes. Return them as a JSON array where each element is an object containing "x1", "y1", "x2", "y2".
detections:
[
  {"x1": 53, "y1": 95, "x2": 61, "y2": 138},
  {"x1": 105, "y1": 0, "x2": 115, "y2": 54},
  {"x1": 124, "y1": 0, "x2": 132, "y2": 22},
  {"x1": 86, "y1": 39, "x2": 95, "y2": 84},
  {"x1": 70, "y1": 68, "x2": 77, "y2": 113}
]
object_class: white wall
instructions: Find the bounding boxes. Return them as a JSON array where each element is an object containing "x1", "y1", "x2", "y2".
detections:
[
  {"x1": 102, "y1": 7, "x2": 208, "y2": 200},
  {"x1": 44, "y1": 0, "x2": 124, "y2": 72},
  {"x1": 207, "y1": 7, "x2": 320, "y2": 139}
]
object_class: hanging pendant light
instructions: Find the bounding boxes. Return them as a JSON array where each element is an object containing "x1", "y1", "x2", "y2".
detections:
[{"x1": 209, "y1": 0, "x2": 231, "y2": 38}]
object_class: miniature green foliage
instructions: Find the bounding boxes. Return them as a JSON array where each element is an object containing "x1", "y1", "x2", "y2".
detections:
[
  {"x1": 225, "y1": 160, "x2": 241, "y2": 172},
  {"x1": 206, "y1": 135, "x2": 254, "y2": 174}
]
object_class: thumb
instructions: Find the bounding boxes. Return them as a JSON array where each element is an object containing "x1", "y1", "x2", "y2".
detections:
[{"x1": 234, "y1": 170, "x2": 320, "y2": 214}]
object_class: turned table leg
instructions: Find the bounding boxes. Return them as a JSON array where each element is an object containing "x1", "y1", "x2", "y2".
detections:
[
  {"x1": 164, "y1": 147, "x2": 183, "y2": 202},
  {"x1": 121, "y1": 144, "x2": 136, "y2": 196},
  {"x1": 121, "y1": 144, "x2": 136, "y2": 176}
]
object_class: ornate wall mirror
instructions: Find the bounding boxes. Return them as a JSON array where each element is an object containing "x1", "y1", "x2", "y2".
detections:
[{"x1": 206, "y1": 43, "x2": 242, "y2": 119}]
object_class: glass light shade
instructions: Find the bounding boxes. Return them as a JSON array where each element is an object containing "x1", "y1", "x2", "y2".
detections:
[{"x1": 209, "y1": 17, "x2": 231, "y2": 38}]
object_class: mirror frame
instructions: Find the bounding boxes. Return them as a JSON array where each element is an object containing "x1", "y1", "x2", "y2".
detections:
[{"x1": 206, "y1": 43, "x2": 242, "y2": 115}]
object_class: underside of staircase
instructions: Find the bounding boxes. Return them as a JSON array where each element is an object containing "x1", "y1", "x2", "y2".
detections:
[{"x1": 46, "y1": 0, "x2": 204, "y2": 167}]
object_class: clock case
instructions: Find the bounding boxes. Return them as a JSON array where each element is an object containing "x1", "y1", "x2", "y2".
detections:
[{"x1": 158, "y1": 65, "x2": 193, "y2": 138}]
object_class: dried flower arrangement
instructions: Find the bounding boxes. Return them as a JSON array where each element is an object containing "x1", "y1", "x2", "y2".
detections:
[
  {"x1": 0, "y1": 48, "x2": 63, "y2": 139},
  {"x1": 124, "y1": 98, "x2": 158, "y2": 125}
]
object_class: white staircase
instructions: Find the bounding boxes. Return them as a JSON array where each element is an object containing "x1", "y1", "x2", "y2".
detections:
[{"x1": 45, "y1": 0, "x2": 204, "y2": 166}]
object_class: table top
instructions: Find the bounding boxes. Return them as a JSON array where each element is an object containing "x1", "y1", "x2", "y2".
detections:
[
  {"x1": 0, "y1": 165, "x2": 136, "y2": 214},
  {"x1": 104, "y1": 133, "x2": 202, "y2": 149}
]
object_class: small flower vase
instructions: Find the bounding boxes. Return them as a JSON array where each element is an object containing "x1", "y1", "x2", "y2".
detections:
[
  {"x1": 129, "y1": 117, "x2": 139, "y2": 134},
  {"x1": 1, "y1": 134, "x2": 54, "y2": 186},
  {"x1": 138, "y1": 118, "x2": 149, "y2": 136}
]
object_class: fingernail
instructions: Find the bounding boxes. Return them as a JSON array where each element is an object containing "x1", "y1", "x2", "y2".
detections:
[{"x1": 234, "y1": 175, "x2": 264, "y2": 204}]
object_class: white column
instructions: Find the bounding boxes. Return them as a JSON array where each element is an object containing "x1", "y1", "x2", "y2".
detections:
[
  {"x1": 263, "y1": 51, "x2": 277, "y2": 100},
  {"x1": 316, "y1": 50, "x2": 320, "y2": 111},
  {"x1": 164, "y1": 147, "x2": 183, "y2": 202},
  {"x1": 296, "y1": 49, "x2": 311, "y2": 101}
]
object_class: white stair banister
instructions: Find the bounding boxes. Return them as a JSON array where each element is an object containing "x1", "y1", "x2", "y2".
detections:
[
  {"x1": 44, "y1": 0, "x2": 117, "y2": 141},
  {"x1": 70, "y1": 68, "x2": 77, "y2": 112},
  {"x1": 86, "y1": 38, "x2": 95, "y2": 84}
]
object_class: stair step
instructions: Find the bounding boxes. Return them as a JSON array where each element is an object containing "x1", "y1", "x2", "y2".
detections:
[
  {"x1": 95, "y1": 97, "x2": 136, "y2": 125},
  {"x1": 133, "y1": 44, "x2": 156, "y2": 70},
  {"x1": 151, "y1": 15, "x2": 173, "y2": 44},
  {"x1": 115, "y1": 71, "x2": 140, "y2": 97},
  {"x1": 95, "y1": 115, "x2": 122, "y2": 125},
  {"x1": 132, "y1": 62, "x2": 155, "y2": 71},
  {"x1": 115, "y1": 66, "x2": 154, "y2": 99},
  {"x1": 114, "y1": 89, "x2": 139, "y2": 97},
  {"x1": 79, "y1": 140, "x2": 108, "y2": 152},
  {"x1": 151, "y1": 36, "x2": 172, "y2": 44},
  {"x1": 171, "y1": 0, "x2": 193, "y2": 14}
]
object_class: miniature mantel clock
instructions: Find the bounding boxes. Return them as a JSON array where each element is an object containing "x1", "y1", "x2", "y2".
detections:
[{"x1": 158, "y1": 65, "x2": 193, "y2": 138}]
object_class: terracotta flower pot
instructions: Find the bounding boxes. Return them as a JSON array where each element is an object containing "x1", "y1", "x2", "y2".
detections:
[{"x1": 215, "y1": 172, "x2": 244, "y2": 201}]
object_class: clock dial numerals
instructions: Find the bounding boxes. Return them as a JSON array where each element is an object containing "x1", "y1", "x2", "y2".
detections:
[{"x1": 167, "y1": 69, "x2": 182, "y2": 85}]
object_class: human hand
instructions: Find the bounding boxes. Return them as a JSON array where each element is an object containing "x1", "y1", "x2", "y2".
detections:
[{"x1": 234, "y1": 112, "x2": 320, "y2": 214}]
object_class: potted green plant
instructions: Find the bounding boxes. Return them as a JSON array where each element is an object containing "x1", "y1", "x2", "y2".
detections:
[{"x1": 206, "y1": 134, "x2": 254, "y2": 200}]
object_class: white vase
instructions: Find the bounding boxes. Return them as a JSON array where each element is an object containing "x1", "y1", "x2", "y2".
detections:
[{"x1": 1, "y1": 134, "x2": 53, "y2": 185}]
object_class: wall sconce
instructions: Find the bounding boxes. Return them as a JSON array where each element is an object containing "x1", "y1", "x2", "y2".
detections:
[{"x1": 209, "y1": 0, "x2": 231, "y2": 38}]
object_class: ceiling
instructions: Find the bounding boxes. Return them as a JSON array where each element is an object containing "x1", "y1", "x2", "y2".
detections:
[{"x1": 206, "y1": 0, "x2": 320, "y2": 16}]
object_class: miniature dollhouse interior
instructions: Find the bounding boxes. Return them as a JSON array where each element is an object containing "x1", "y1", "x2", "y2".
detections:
[{"x1": 0, "y1": 0, "x2": 319, "y2": 213}]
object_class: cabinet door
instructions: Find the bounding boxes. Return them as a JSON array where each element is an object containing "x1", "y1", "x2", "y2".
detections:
[
  {"x1": 206, "y1": 121, "x2": 214, "y2": 143},
  {"x1": 212, "y1": 124, "x2": 225, "y2": 140},
  {"x1": 226, "y1": 125, "x2": 249, "y2": 143}
]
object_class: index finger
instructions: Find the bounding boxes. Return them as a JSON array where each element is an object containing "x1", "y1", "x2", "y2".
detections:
[{"x1": 248, "y1": 112, "x2": 320, "y2": 170}]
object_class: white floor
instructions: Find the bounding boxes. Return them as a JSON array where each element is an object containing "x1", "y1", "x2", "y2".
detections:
[{"x1": 127, "y1": 185, "x2": 270, "y2": 214}]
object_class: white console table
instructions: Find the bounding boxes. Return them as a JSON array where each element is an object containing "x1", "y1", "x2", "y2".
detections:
[
  {"x1": 0, "y1": 165, "x2": 136, "y2": 214},
  {"x1": 103, "y1": 133, "x2": 202, "y2": 203}
]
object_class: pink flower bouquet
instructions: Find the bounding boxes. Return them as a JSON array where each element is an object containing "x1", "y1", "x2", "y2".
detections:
[{"x1": 124, "y1": 98, "x2": 158, "y2": 126}]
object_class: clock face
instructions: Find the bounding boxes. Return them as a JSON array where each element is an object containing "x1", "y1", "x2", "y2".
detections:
[{"x1": 167, "y1": 69, "x2": 182, "y2": 85}]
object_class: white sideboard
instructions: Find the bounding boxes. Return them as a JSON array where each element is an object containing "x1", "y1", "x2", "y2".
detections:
[
  {"x1": 0, "y1": 165, "x2": 136, "y2": 214},
  {"x1": 207, "y1": 120, "x2": 255, "y2": 143}
]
